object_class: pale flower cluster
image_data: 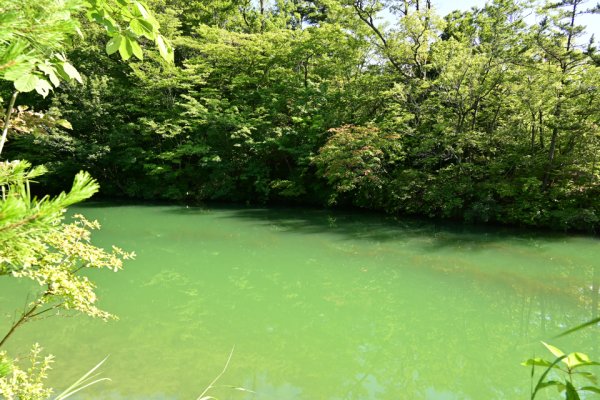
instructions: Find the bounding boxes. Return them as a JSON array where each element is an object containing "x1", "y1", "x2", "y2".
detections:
[{"x1": 0, "y1": 344, "x2": 54, "y2": 400}]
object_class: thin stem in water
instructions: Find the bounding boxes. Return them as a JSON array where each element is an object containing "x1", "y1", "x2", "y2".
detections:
[{"x1": 196, "y1": 346, "x2": 235, "y2": 400}]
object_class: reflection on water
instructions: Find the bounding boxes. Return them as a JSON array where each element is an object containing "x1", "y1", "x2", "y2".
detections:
[{"x1": 1, "y1": 205, "x2": 599, "y2": 399}]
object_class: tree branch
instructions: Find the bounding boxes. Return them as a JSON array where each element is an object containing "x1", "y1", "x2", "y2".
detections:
[{"x1": 0, "y1": 91, "x2": 19, "y2": 157}]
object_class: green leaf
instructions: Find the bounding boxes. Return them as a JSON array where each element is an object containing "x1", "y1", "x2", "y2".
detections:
[
  {"x1": 34, "y1": 78, "x2": 53, "y2": 97},
  {"x1": 542, "y1": 342, "x2": 565, "y2": 359},
  {"x1": 0, "y1": 358, "x2": 12, "y2": 378},
  {"x1": 4, "y1": 62, "x2": 33, "y2": 81},
  {"x1": 57, "y1": 119, "x2": 73, "y2": 130},
  {"x1": 573, "y1": 361, "x2": 600, "y2": 369},
  {"x1": 134, "y1": 1, "x2": 150, "y2": 18},
  {"x1": 532, "y1": 355, "x2": 568, "y2": 399},
  {"x1": 522, "y1": 358, "x2": 555, "y2": 368},
  {"x1": 130, "y1": 19, "x2": 155, "y2": 39},
  {"x1": 37, "y1": 64, "x2": 61, "y2": 87},
  {"x1": 566, "y1": 352, "x2": 600, "y2": 369},
  {"x1": 565, "y1": 381, "x2": 581, "y2": 400},
  {"x1": 119, "y1": 37, "x2": 134, "y2": 61},
  {"x1": 574, "y1": 371, "x2": 599, "y2": 384},
  {"x1": 61, "y1": 62, "x2": 83, "y2": 84},
  {"x1": 580, "y1": 386, "x2": 600, "y2": 394},
  {"x1": 120, "y1": 5, "x2": 134, "y2": 19},
  {"x1": 537, "y1": 380, "x2": 565, "y2": 391},
  {"x1": 106, "y1": 35, "x2": 122, "y2": 55},
  {"x1": 155, "y1": 35, "x2": 173, "y2": 63},
  {"x1": 14, "y1": 73, "x2": 39, "y2": 92},
  {"x1": 130, "y1": 40, "x2": 143, "y2": 60}
]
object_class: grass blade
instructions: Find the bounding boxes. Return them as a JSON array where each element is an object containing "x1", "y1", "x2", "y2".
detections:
[
  {"x1": 196, "y1": 347, "x2": 235, "y2": 400},
  {"x1": 531, "y1": 355, "x2": 567, "y2": 400},
  {"x1": 555, "y1": 317, "x2": 600, "y2": 338},
  {"x1": 54, "y1": 356, "x2": 110, "y2": 400}
]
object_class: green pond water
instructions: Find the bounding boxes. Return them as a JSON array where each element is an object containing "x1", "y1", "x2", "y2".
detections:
[{"x1": 1, "y1": 204, "x2": 599, "y2": 400}]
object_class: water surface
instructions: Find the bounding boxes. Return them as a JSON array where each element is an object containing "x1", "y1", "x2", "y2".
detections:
[{"x1": 1, "y1": 205, "x2": 599, "y2": 399}]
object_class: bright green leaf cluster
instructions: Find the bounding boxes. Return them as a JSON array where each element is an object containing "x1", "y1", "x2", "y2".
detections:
[
  {"x1": 0, "y1": 0, "x2": 173, "y2": 96},
  {"x1": 90, "y1": 0, "x2": 174, "y2": 62},
  {"x1": 523, "y1": 342, "x2": 600, "y2": 399}
]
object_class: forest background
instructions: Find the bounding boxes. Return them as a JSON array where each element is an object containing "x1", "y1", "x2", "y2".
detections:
[{"x1": 3, "y1": 0, "x2": 600, "y2": 231}]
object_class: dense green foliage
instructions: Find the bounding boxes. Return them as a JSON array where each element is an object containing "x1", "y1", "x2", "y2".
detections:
[{"x1": 4, "y1": 0, "x2": 600, "y2": 231}]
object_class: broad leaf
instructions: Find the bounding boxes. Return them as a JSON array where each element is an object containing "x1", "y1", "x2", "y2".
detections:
[
  {"x1": 565, "y1": 381, "x2": 581, "y2": 400},
  {"x1": 130, "y1": 19, "x2": 155, "y2": 39},
  {"x1": 130, "y1": 39, "x2": 143, "y2": 60},
  {"x1": 156, "y1": 35, "x2": 173, "y2": 63},
  {"x1": 522, "y1": 358, "x2": 556, "y2": 368},
  {"x1": 34, "y1": 78, "x2": 53, "y2": 97},
  {"x1": 574, "y1": 371, "x2": 599, "y2": 384},
  {"x1": 134, "y1": 1, "x2": 150, "y2": 18},
  {"x1": 542, "y1": 342, "x2": 565, "y2": 359},
  {"x1": 14, "y1": 73, "x2": 39, "y2": 92},
  {"x1": 106, "y1": 35, "x2": 122, "y2": 55},
  {"x1": 4, "y1": 62, "x2": 33, "y2": 81},
  {"x1": 537, "y1": 380, "x2": 565, "y2": 391},
  {"x1": 532, "y1": 355, "x2": 568, "y2": 399},
  {"x1": 120, "y1": 5, "x2": 134, "y2": 19},
  {"x1": 61, "y1": 62, "x2": 83, "y2": 83},
  {"x1": 57, "y1": 119, "x2": 73, "y2": 130},
  {"x1": 37, "y1": 64, "x2": 61, "y2": 87},
  {"x1": 119, "y1": 37, "x2": 134, "y2": 61}
]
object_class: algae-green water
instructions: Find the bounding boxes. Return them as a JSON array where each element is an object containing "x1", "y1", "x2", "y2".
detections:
[{"x1": 1, "y1": 205, "x2": 599, "y2": 399}]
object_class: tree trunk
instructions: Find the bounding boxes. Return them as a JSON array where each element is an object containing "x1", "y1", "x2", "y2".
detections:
[{"x1": 543, "y1": 100, "x2": 561, "y2": 189}]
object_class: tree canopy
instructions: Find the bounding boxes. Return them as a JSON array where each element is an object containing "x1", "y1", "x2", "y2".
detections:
[{"x1": 3, "y1": 0, "x2": 600, "y2": 233}]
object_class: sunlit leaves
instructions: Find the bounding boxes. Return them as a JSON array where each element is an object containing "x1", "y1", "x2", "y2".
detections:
[
  {"x1": 130, "y1": 38, "x2": 144, "y2": 60},
  {"x1": 34, "y1": 79, "x2": 54, "y2": 97},
  {"x1": 119, "y1": 36, "x2": 134, "y2": 60},
  {"x1": 130, "y1": 18, "x2": 154, "y2": 39},
  {"x1": 525, "y1": 343, "x2": 600, "y2": 399},
  {"x1": 94, "y1": 0, "x2": 172, "y2": 62},
  {"x1": 522, "y1": 358, "x2": 558, "y2": 368},
  {"x1": 0, "y1": 0, "x2": 173, "y2": 94},
  {"x1": 60, "y1": 62, "x2": 83, "y2": 83},
  {"x1": 106, "y1": 35, "x2": 122, "y2": 55},
  {"x1": 542, "y1": 341, "x2": 565, "y2": 358},
  {"x1": 13, "y1": 74, "x2": 39, "y2": 93},
  {"x1": 155, "y1": 34, "x2": 174, "y2": 63},
  {"x1": 0, "y1": 162, "x2": 134, "y2": 321}
]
